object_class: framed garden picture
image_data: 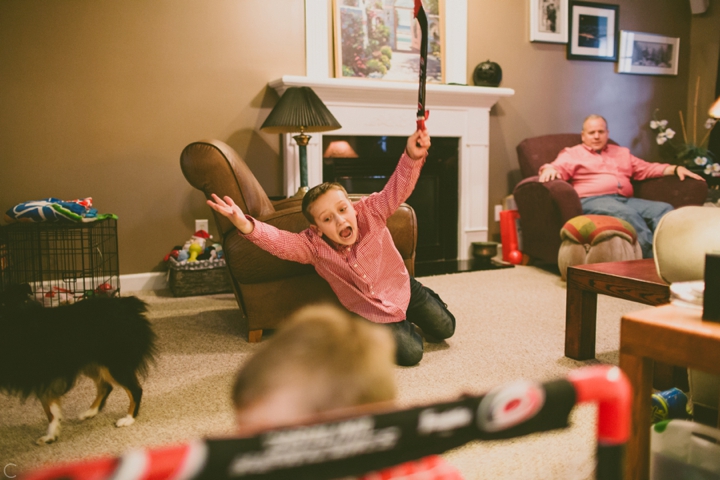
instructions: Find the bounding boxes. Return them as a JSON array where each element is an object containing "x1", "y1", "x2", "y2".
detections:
[
  {"x1": 333, "y1": 0, "x2": 445, "y2": 83},
  {"x1": 530, "y1": 0, "x2": 569, "y2": 44},
  {"x1": 567, "y1": 1, "x2": 619, "y2": 61},
  {"x1": 618, "y1": 31, "x2": 679, "y2": 76}
]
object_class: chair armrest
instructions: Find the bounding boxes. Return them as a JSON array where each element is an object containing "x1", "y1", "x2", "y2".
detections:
[
  {"x1": 272, "y1": 197, "x2": 303, "y2": 211},
  {"x1": 387, "y1": 203, "x2": 417, "y2": 277},
  {"x1": 180, "y1": 140, "x2": 276, "y2": 236},
  {"x1": 513, "y1": 177, "x2": 583, "y2": 264},
  {"x1": 633, "y1": 177, "x2": 708, "y2": 208},
  {"x1": 514, "y1": 176, "x2": 583, "y2": 221}
]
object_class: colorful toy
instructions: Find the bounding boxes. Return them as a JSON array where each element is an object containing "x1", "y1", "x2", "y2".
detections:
[
  {"x1": 95, "y1": 283, "x2": 113, "y2": 295},
  {"x1": 34, "y1": 286, "x2": 81, "y2": 307},
  {"x1": 187, "y1": 242, "x2": 203, "y2": 262},
  {"x1": 183, "y1": 230, "x2": 212, "y2": 251},
  {"x1": 163, "y1": 245, "x2": 182, "y2": 262},
  {"x1": 163, "y1": 231, "x2": 221, "y2": 265}
]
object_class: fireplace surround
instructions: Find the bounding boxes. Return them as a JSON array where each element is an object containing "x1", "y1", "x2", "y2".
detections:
[{"x1": 267, "y1": 1, "x2": 514, "y2": 260}]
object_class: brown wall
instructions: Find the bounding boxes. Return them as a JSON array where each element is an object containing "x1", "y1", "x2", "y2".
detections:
[
  {"x1": 468, "y1": 0, "x2": 697, "y2": 242},
  {"x1": 0, "y1": 0, "x2": 306, "y2": 275},
  {"x1": 0, "y1": 0, "x2": 715, "y2": 274},
  {"x1": 687, "y1": 2, "x2": 720, "y2": 135}
]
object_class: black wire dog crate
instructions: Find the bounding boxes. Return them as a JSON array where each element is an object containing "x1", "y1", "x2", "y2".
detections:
[{"x1": 0, "y1": 218, "x2": 119, "y2": 306}]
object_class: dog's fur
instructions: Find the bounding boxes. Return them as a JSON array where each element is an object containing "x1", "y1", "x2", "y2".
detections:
[{"x1": 0, "y1": 285, "x2": 157, "y2": 444}]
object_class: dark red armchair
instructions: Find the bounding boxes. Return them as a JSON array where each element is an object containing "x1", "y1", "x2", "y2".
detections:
[{"x1": 512, "y1": 134, "x2": 708, "y2": 265}]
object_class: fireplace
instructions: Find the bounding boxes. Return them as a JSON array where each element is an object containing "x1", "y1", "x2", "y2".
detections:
[
  {"x1": 268, "y1": 75, "x2": 513, "y2": 261},
  {"x1": 323, "y1": 135, "x2": 459, "y2": 263}
]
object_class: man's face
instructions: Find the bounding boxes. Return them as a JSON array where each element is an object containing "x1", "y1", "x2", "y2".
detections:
[
  {"x1": 581, "y1": 117, "x2": 609, "y2": 152},
  {"x1": 309, "y1": 189, "x2": 359, "y2": 246}
]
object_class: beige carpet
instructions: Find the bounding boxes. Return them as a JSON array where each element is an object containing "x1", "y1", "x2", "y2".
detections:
[{"x1": 0, "y1": 265, "x2": 646, "y2": 479}]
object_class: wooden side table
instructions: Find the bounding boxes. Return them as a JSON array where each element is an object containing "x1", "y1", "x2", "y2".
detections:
[
  {"x1": 565, "y1": 258, "x2": 669, "y2": 361},
  {"x1": 619, "y1": 304, "x2": 720, "y2": 480}
]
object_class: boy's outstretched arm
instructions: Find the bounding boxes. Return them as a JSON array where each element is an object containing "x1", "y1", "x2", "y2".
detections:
[
  {"x1": 206, "y1": 194, "x2": 254, "y2": 234},
  {"x1": 405, "y1": 129, "x2": 431, "y2": 161},
  {"x1": 207, "y1": 193, "x2": 316, "y2": 265}
]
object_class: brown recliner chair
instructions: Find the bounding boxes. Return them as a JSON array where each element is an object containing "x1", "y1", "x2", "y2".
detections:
[
  {"x1": 180, "y1": 140, "x2": 418, "y2": 342},
  {"x1": 512, "y1": 134, "x2": 708, "y2": 265}
]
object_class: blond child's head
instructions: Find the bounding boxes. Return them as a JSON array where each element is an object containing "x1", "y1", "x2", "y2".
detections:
[
  {"x1": 301, "y1": 183, "x2": 359, "y2": 246},
  {"x1": 231, "y1": 304, "x2": 396, "y2": 434}
]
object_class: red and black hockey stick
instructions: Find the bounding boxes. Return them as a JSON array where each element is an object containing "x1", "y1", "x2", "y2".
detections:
[
  {"x1": 21, "y1": 366, "x2": 631, "y2": 480},
  {"x1": 414, "y1": 0, "x2": 429, "y2": 131}
]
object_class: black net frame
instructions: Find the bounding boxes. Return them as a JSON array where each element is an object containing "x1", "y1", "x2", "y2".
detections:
[{"x1": 0, "y1": 218, "x2": 119, "y2": 306}]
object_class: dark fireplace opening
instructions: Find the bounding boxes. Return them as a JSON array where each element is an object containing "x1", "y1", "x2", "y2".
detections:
[{"x1": 322, "y1": 135, "x2": 459, "y2": 264}]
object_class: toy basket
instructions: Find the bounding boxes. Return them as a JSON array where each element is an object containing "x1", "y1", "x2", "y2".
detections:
[
  {"x1": 166, "y1": 257, "x2": 232, "y2": 297},
  {"x1": 0, "y1": 218, "x2": 119, "y2": 306}
]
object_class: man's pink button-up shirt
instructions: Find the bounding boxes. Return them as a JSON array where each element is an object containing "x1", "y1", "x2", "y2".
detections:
[{"x1": 540, "y1": 143, "x2": 669, "y2": 198}]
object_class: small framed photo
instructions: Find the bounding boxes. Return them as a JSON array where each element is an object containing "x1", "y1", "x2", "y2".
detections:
[
  {"x1": 530, "y1": 0, "x2": 569, "y2": 44},
  {"x1": 618, "y1": 31, "x2": 679, "y2": 76},
  {"x1": 567, "y1": 1, "x2": 619, "y2": 61}
]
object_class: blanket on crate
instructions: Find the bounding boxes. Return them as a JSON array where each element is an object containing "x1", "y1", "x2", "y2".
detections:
[{"x1": 4, "y1": 197, "x2": 118, "y2": 223}]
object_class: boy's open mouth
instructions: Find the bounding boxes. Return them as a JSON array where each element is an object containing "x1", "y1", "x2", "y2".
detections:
[{"x1": 340, "y1": 226, "x2": 353, "y2": 239}]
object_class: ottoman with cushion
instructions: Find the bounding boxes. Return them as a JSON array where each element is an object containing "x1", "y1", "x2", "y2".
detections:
[{"x1": 558, "y1": 214, "x2": 642, "y2": 280}]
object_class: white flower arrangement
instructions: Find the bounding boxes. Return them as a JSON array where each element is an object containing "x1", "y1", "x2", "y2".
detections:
[
  {"x1": 706, "y1": 162, "x2": 720, "y2": 177},
  {"x1": 650, "y1": 109, "x2": 719, "y2": 177},
  {"x1": 649, "y1": 77, "x2": 720, "y2": 178}
]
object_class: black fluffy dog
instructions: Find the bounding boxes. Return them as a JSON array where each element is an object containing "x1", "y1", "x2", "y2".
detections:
[{"x1": 0, "y1": 285, "x2": 157, "y2": 444}]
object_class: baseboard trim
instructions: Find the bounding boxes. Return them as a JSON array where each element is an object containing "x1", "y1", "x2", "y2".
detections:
[{"x1": 121, "y1": 272, "x2": 168, "y2": 292}]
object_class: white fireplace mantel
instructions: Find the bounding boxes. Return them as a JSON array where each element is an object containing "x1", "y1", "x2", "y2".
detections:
[
  {"x1": 268, "y1": 0, "x2": 514, "y2": 260},
  {"x1": 269, "y1": 75, "x2": 514, "y2": 260}
]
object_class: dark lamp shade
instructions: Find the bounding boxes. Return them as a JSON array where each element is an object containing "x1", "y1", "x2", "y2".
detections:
[{"x1": 261, "y1": 86, "x2": 342, "y2": 134}]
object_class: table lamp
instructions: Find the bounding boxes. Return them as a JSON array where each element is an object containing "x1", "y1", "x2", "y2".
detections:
[{"x1": 261, "y1": 86, "x2": 341, "y2": 197}]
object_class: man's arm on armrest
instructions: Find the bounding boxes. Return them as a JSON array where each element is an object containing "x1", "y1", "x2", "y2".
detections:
[{"x1": 538, "y1": 147, "x2": 578, "y2": 183}]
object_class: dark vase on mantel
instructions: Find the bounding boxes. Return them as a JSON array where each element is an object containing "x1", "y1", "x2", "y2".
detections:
[{"x1": 472, "y1": 60, "x2": 502, "y2": 87}]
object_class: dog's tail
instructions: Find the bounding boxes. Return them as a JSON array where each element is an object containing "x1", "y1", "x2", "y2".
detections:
[{"x1": 101, "y1": 296, "x2": 158, "y2": 378}]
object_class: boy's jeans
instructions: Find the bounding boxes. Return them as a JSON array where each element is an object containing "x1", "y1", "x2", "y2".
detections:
[{"x1": 385, "y1": 277, "x2": 456, "y2": 366}]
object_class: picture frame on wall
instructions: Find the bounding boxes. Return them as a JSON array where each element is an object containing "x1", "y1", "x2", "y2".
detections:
[
  {"x1": 567, "y1": 1, "x2": 619, "y2": 61},
  {"x1": 618, "y1": 31, "x2": 679, "y2": 76},
  {"x1": 333, "y1": 0, "x2": 445, "y2": 83},
  {"x1": 530, "y1": 0, "x2": 569, "y2": 44}
]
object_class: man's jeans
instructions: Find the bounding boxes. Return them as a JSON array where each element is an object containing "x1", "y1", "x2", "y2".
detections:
[
  {"x1": 580, "y1": 194, "x2": 673, "y2": 259},
  {"x1": 384, "y1": 277, "x2": 456, "y2": 366}
]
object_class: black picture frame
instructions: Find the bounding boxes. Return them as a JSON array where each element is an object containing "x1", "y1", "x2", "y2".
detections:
[{"x1": 567, "y1": 1, "x2": 619, "y2": 61}]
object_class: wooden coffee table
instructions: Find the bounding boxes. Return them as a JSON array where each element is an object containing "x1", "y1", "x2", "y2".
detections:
[
  {"x1": 565, "y1": 258, "x2": 670, "y2": 360},
  {"x1": 620, "y1": 304, "x2": 720, "y2": 480}
]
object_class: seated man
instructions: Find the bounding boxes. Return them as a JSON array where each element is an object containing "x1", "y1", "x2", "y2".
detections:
[
  {"x1": 539, "y1": 114, "x2": 704, "y2": 258},
  {"x1": 231, "y1": 304, "x2": 464, "y2": 480}
]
